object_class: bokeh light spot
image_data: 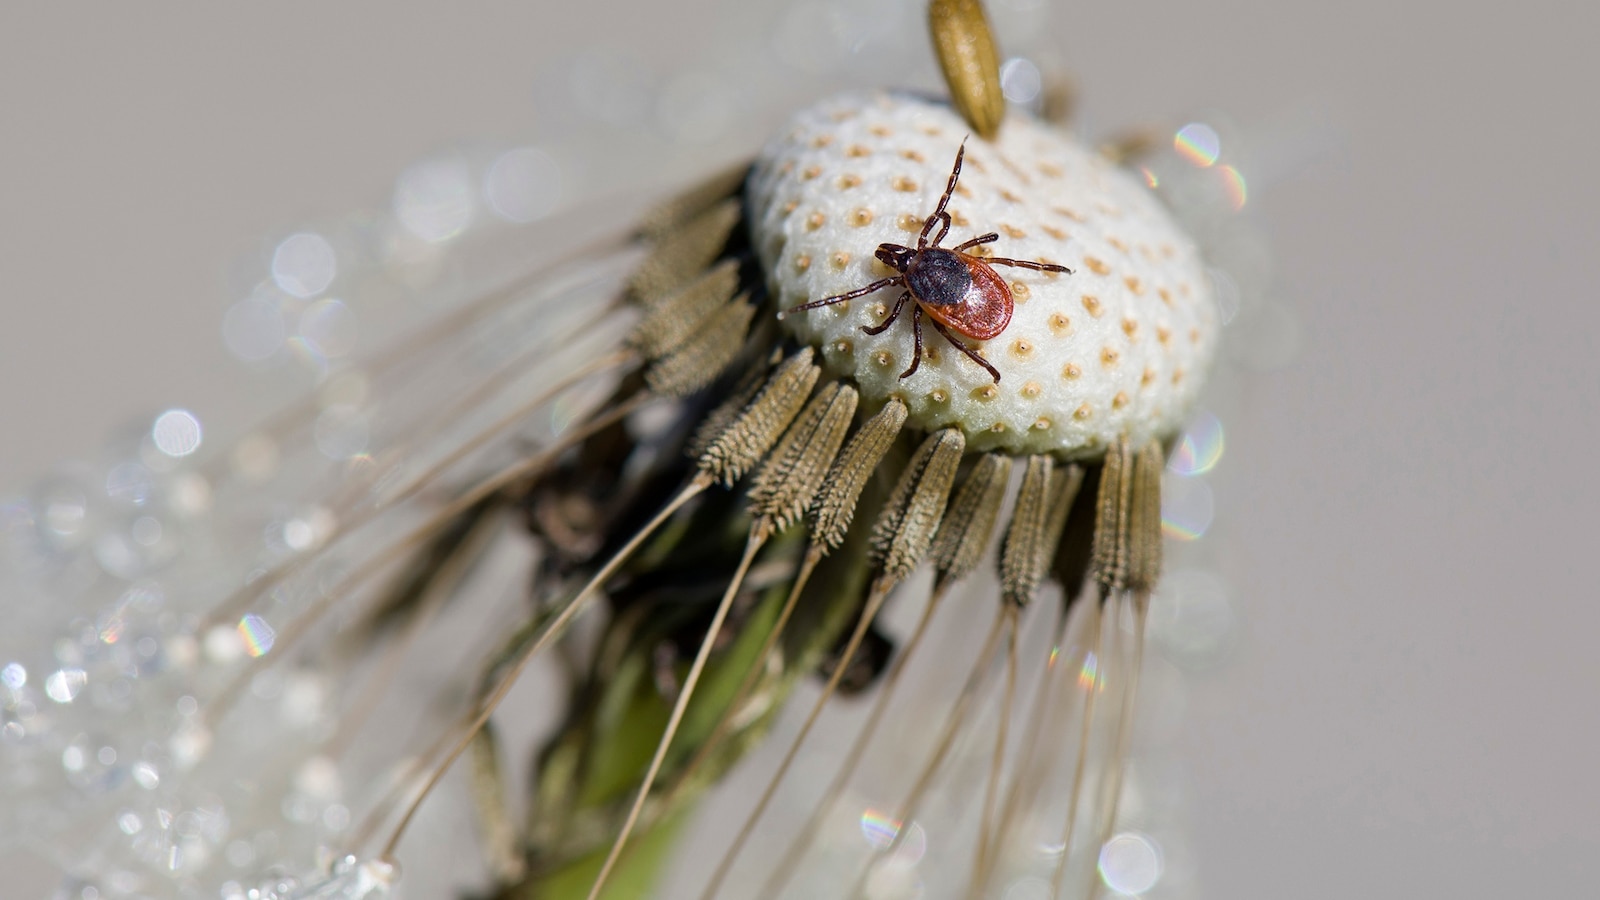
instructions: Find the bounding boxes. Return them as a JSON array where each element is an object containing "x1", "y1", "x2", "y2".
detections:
[
  {"x1": 237, "y1": 615, "x2": 276, "y2": 658},
  {"x1": 860, "y1": 808, "x2": 901, "y2": 848},
  {"x1": 485, "y1": 147, "x2": 562, "y2": 223},
  {"x1": 152, "y1": 409, "x2": 203, "y2": 458},
  {"x1": 1161, "y1": 474, "x2": 1214, "y2": 540},
  {"x1": 45, "y1": 667, "x2": 87, "y2": 703},
  {"x1": 395, "y1": 159, "x2": 476, "y2": 243},
  {"x1": 1167, "y1": 411, "x2": 1224, "y2": 476},
  {"x1": 297, "y1": 299, "x2": 358, "y2": 359},
  {"x1": 270, "y1": 232, "x2": 337, "y2": 298},
  {"x1": 1174, "y1": 122, "x2": 1220, "y2": 167},
  {"x1": 1098, "y1": 832, "x2": 1163, "y2": 895},
  {"x1": 1000, "y1": 57, "x2": 1042, "y2": 104},
  {"x1": 1218, "y1": 163, "x2": 1248, "y2": 209}
]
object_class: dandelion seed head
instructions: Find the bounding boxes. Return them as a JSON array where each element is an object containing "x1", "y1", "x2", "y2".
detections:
[{"x1": 751, "y1": 92, "x2": 1219, "y2": 457}]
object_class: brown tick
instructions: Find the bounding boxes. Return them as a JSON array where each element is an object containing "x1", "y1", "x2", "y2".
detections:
[{"x1": 779, "y1": 141, "x2": 1072, "y2": 382}]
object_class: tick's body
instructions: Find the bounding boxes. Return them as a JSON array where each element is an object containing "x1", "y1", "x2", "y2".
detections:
[{"x1": 780, "y1": 142, "x2": 1071, "y2": 382}]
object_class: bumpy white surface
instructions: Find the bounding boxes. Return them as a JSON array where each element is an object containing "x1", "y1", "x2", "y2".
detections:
[{"x1": 749, "y1": 91, "x2": 1218, "y2": 457}]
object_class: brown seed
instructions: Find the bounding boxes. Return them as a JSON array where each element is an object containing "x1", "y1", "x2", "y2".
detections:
[
  {"x1": 871, "y1": 428, "x2": 966, "y2": 582},
  {"x1": 928, "y1": 0, "x2": 1005, "y2": 140},
  {"x1": 930, "y1": 454, "x2": 1012, "y2": 587}
]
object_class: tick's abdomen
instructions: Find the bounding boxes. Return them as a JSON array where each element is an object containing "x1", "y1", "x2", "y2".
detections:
[{"x1": 907, "y1": 249, "x2": 972, "y2": 306}]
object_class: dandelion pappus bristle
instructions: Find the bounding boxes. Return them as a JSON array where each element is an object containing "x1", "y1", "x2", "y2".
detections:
[
  {"x1": 629, "y1": 259, "x2": 741, "y2": 357},
  {"x1": 869, "y1": 427, "x2": 966, "y2": 584},
  {"x1": 929, "y1": 452, "x2": 1012, "y2": 588},
  {"x1": 1000, "y1": 453, "x2": 1055, "y2": 607},
  {"x1": 808, "y1": 397, "x2": 908, "y2": 552},
  {"x1": 695, "y1": 348, "x2": 819, "y2": 487},
  {"x1": 747, "y1": 382, "x2": 859, "y2": 533},
  {"x1": 628, "y1": 199, "x2": 743, "y2": 306},
  {"x1": 644, "y1": 297, "x2": 755, "y2": 397}
]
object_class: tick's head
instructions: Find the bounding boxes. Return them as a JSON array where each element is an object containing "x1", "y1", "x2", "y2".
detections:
[{"x1": 874, "y1": 243, "x2": 915, "y2": 272}]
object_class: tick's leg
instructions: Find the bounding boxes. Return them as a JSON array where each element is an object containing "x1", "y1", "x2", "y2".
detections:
[
  {"x1": 920, "y1": 211, "x2": 952, "y2": 250},
  {"x1": 953, "y1": 232, "x2": 999, "y2": 252},
  {"x1": 782, "y1": 276, "x2": 903, "y2": 316},
  {"x1": 983, "y1": 257, "x2": 1074, "y2": 275},
  {"x1": 929, "y1": 316, "x2": 1001, "y2": 382},
  {"x1": 862, "y1": 291, "x2": 911, "y2": 335},
  {"x1": 919, "y1": 139, "x2": 967, "y2": 248},
  {"x1": 898, "y1": 305, "x2": 926, "y2": 379}
]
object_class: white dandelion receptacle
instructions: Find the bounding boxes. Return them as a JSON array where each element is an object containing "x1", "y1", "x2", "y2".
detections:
[{"x1": 751, "y1": 92, "x2": 1218, "y2": 456}]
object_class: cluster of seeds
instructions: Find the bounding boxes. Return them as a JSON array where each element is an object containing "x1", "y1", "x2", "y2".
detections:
[{"x1": 747, "y1": 91, "x2": 1219, "y2": 456}]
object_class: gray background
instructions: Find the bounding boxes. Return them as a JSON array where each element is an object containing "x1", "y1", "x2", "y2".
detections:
[{"x1": 3, "y1": 2, "x2": 1597, "y2": 897}]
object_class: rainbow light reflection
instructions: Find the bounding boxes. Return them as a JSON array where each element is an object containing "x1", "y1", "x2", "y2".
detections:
[
  {"x1": 860, "y1": 809, "x2": 902, "y2": 848},
  {"x1": 237, "y1": 614, "x2": 276, "y2": 658},
  {"x1": 1173, "y1": 123, "x2": 1220, "y2": 167},
  {"x1": 1140, "y1": 166, "x2": 1159, "y2": 188},
  {"x1": 1168, "y1": 412, "x2": 1225, "y2": 476},
  {"x1": 1078, "y1": 652, "x2": 1099, "y2": 691},
  {"x1": 1160, "y1": 478, "x2": 1214, "y2": 541},
  {"x1": 1218, "y1": 164, "x2": 1248, "y2": 210}
]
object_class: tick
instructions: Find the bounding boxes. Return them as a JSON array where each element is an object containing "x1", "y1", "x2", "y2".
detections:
[{"x1": 779, "y1": 141, "x2": 1072, "y2": 382}]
